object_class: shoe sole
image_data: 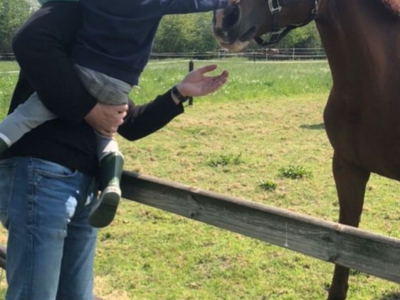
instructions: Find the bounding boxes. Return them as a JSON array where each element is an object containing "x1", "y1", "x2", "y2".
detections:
[{"x1": 89, "y1": 186, "x2": 121, "y2": 228}]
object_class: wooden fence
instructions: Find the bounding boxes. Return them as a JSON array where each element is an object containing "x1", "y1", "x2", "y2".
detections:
[{"x1": 121, "y1": 170, "x2": 400, "y2": 284}]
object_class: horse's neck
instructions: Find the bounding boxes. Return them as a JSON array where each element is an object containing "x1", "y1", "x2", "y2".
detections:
[{"x1": 316, "y1": 0, "x2": 397, "y2": 98}]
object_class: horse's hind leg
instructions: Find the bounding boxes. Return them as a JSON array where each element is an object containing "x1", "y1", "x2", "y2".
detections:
[{"x1": 327, "y1": 152, "x2": 370, "y2": 300}]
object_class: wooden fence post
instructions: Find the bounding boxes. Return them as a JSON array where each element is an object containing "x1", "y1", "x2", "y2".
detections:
[{"x1": 188, "y1": 60, "x2": 194, "y2": 106}]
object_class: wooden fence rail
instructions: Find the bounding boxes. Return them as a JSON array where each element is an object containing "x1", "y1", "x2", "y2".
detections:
[{"x1": 121, "y1": 171, "x2": 400, "y2": 283}]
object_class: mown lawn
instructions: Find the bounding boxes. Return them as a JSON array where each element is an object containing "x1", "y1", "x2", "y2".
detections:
[{"x1": 0, "y1": 59, "x2": 399, "y2": 300}]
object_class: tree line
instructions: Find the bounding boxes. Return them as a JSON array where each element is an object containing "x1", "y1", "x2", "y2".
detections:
[{"x1": 0, "y1": 0, "x2": 322, "y2": 54}]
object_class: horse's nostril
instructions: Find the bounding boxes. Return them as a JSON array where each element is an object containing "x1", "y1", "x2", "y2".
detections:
[{"x1": 222, "y1": 5, "x2": 240, "y2": 31}]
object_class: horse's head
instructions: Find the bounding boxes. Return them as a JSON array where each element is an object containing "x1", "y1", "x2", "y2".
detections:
[{"x1": 213, "y1": 0, "x2": 321, "y2": 52}]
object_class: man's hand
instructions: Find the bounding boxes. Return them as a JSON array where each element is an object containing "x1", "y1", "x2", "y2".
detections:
[
  {"x1": 173, "y1": 64, "x2": 229, "y2": 104},
  {"x1": 84, "y1": 103, "x2": 128, "y2": 136}
]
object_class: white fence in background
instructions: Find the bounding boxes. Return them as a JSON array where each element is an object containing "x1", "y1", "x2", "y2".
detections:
[{"x1": 1, "y1": 48, "x2": 326, "y2": 62}]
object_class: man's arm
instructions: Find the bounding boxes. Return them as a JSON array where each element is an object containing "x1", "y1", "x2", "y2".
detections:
[{"x1": 118, "y1": 64, "x2": 228, "y2": 141}]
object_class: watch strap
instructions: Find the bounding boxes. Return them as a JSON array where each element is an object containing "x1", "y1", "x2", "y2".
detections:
[{"x1": 172, "y1": 86, "x2": 189, "y2": 103}]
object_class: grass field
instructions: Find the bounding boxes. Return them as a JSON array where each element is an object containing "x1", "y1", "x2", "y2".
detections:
[{"x1": 0, "y1": 59, "x2": 399, "y2": 299}]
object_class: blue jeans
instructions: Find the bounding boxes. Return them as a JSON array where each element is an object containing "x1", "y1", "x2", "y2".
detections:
[{"x1": 0, "y1": 157, "x2": 98, "y2": 300}]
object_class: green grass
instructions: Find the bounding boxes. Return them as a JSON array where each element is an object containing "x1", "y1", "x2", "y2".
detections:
[
  {"x1": 1, "y1": 59, "x2": 400, "y2": 300},
  {"x1": 278, "y1": 164, "x2": 313, "y2": 179},
  {"x1": 131, "y1": 59, "x2": 332, "y2": 105},
  {"x1": 0, "y1": 61, "x2": 19, "y2": 119}
]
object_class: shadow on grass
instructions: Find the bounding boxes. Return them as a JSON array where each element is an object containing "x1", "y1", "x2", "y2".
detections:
[
  {"x1": 379, "y1": 292, "x2": 400, "y2": 300},
  {"x1": 300, "y1": 123, "x2": 325, "y2": 130}
]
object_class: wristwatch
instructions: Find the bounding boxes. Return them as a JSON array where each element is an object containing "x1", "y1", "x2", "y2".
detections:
[{"x1": 171, "y1": 85, "x2": 190, "y2": 103}]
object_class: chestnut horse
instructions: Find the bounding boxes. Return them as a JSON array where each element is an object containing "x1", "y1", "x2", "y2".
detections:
[{"x1": 213, "y1": 1, "x2": 400, "y2": 300}]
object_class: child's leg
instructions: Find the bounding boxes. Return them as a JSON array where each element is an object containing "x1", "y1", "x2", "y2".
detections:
[
  {"x1": 74, "y1": 65, "x2": 131, "y2": 228},
  {"x1": 74, "y1": 65, "x2": 131, "y2": 104},
  {"x1": 89, "y1": 133, "x2": 124, "y2": 228},
  {"x1": 0, "y1": 92, "x2": 56, "y2": 154},
  {"x1": 12, "y1": 2, "x2": 97, "y2": 124}
]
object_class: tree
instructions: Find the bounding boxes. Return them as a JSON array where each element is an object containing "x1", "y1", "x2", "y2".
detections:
[
  {"x1": 0, "y1": 0, "x2": 33, "y2": 53},
  {"x1": 153, "y1": 15, "x2": 186, "y2": 53},
  {"x1": 154, "y1": 14, "x2": 322, "y2": 54},
  {"x1": 278, "y1": 23, "x2": 322, "y2": 49},
  {"x1": 184, "y1": 13, "x2": 220, "y2": 52},
  {"x1": 154, "y1": 13, "x2": 220, "y2": 53}
]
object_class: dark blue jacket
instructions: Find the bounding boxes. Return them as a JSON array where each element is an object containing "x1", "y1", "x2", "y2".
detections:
[
  {"x1": 72, "y1": 0, "x2": 229, "y2": 85},
  {"x1": 8, "y1": 2, "x2": 184, "y2": 174}
]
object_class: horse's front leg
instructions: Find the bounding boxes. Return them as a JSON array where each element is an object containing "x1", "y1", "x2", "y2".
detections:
[{"x1": 327, "y1": 151, "x2": 370, "y2": 300}]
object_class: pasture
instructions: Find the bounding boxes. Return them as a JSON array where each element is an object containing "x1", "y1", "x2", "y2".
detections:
[{"x1": 0, "y1": 60, "x2": 399, "y2": 299}]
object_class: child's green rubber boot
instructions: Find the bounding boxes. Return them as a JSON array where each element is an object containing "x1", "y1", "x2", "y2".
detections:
[{"x1": 89, "y1": 152, "x2": 124, "y2": 228}]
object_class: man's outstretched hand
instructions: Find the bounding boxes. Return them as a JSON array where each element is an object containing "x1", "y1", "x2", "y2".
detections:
[{"x1": 175, "y1": 64, "x2": 229, "y2": 100}]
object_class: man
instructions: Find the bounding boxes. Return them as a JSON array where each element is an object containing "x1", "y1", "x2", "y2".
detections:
[{"x1": 0, "y1": 1, "x2": 229, "y2": 299}]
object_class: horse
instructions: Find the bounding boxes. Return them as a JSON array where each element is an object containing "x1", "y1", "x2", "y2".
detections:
[{"x1": 213, "y1": 1, "x2": 400, "y2": 299}]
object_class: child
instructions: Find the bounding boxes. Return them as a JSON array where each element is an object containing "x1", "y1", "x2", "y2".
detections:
[
  {"x1": 1, "y1": 0, "x2": 229, "y2": 228},
  {"x1": 0, "y1": 63, "x2": 128, "y2": 229}
]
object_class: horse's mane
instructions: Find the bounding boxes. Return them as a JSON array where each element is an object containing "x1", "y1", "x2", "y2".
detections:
[{"x1": 380, "y1": 0, "x2": 400, "y2": 17}]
